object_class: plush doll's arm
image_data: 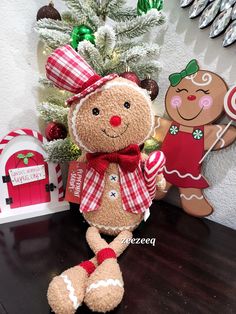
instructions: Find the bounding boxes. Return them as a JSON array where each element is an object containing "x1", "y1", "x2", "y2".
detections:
[
  {"x1": 204, "y1": 124, "x2": 236, "y2": 151},
  {"x1": 153, "y1": 116, "x2": 172, "y2": 142}
]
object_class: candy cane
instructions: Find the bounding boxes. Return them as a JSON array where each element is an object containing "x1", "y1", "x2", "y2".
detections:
[
  {"x1": 199, "y1": 86, "x2": 236, "y2": 164},
  {"x1": 144, "y1": 150, "x2": 166, "y2": 199},
  {"x1": 0, "y1": 129, "x2": 47, "y2": 154}
]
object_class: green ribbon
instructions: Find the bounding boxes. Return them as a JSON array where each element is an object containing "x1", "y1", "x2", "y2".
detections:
[
  {"x1": 169, "y1": 59, "x2": 199, "y2": 87},
  {"x1": 17, "y1": 152, "x2": 34, "y2": 165}
]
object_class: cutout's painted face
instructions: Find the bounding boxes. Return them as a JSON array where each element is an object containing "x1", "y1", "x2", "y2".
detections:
[
  {"x1": 68, "y1": 78, "x2": 154, "y2": 153},
  {"x1": 165, "y1": 70, "x2": 228, "y2": 127}
]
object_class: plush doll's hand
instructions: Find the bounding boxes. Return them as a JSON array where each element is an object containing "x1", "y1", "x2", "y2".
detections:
[{"x1": 156, "y1": 173, "x2": 166, "y2": 192}]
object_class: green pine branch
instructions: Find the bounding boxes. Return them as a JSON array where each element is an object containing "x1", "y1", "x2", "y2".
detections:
[
  {"x1": 35, "y1": 18, "x2": 72, "y2": 33},
  {"x1": 64, "y1": 0, "x2": 101, "y2": 30},
  {"x1": 120, "y1": 43, "x2": 160, "y2": 65},
  {"x1": 132, "y1": 60, "x2": 162, "y2": 79},
  {"x1": 36, "y1": 28, "x2": 71, "y2": 49},
  {"x1": 115, "y1": 9, "x2": 165, "y2": 40},
  {"x1": 95, "y1": 25, "x2": 116, "y2": 58},
  {"x1": 108, "y1": 7, "x2": 137, "y2": 21},
  {"x1": 77, "y1": 40, "x2": 105, "y2": 75},
  {"x1": 44, "y1": 138, "x2": 81, "y2": 162},
  {"x1": 37, "y1": 102, "x2": 69, "y2": 125}
]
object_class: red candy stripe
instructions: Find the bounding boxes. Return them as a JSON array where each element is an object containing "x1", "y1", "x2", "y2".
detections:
[
  {"x1": 97, "y1": 248, "x2": 116, "y2": 265},
  {"x1": 79, "y1": 260, "x2": 96, "y2": 275}
]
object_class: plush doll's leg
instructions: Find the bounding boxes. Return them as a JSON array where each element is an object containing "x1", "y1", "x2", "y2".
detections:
[
  {"x1": 179, "y1": 187, "x2": 213, "y2": 217},
  {"x1": 47, "y1": 228, "x2": 131, "y2": 314},
  {"x1": 84, "y1": 227, "x2": 132, "y2": 313},
  {"x1": 47, "y1": 257, "x2": 97, "y2": 314},
  {"x1": 85, "y1": 226, "x2": 132, "y2": 255},
  {"x1": 155, "y1": 180, "x2": 172, "y2": 200}
]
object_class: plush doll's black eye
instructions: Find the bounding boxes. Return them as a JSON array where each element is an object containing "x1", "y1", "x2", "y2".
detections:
[
  {"x1": 124, "y1": 102, "x2": 130, "y2": 109},
  {"x1": 92, "y1": 108, "x2": 100, "y2": 115}
]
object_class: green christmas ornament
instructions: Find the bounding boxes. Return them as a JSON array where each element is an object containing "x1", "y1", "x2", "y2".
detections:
[
  {"x1": 80, "y1": 33, "x2": 95, "y2": 43},
  {"x1": 70, "y1": 25, "x2": 95, "y2": 50},
  {"x1": 137, "y1": 0, "x2": 163, "y2": 15}
]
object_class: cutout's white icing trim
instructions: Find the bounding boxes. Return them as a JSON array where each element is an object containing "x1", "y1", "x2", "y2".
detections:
[
  {"x1": 186, "y1": 73, "x2": 212, "y2": 86},
  {"x1": 86, "y1": 220, "x2": 140, "y2": 231},
  {"x1": 60, "y1": 275, "x2": 80, "y2": 309},
  {"x1": 86, "y1": 279, "x2": 123, "y2": 293},
  {"x1": 216, "y1": 125, "x2": 225, "y2": 148},
  {"x1": 180, "y1": 194, "x2": 204, "y2": 201},
  {"x1": 163, "y1": 166, "x2": 202, "y2": 180},
  {"x1": 70, "y1": 81, "x2": 154, "y2": 153},
  {"x1": 154, "y1": 117, "x2": 161, "y2": 132}
]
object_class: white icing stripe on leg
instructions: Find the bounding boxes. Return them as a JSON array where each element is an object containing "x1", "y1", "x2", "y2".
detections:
[
  {"x1": 154, "y1": 117, "x2": 161, "y2": 130},
  {"x1": 216, "y1": 125, "x2": 225, "y2": 148},
  {"x1": 180, "y1": 194, "x2": 204, "y2": 201},
  {"x1": 60, "y1": 274, "x2": 80, "y2": 309},
  {"x1": 86, "y1": 279, "x2": 123, "y2": 294}
]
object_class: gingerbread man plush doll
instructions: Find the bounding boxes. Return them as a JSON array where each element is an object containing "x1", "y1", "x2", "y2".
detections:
[
  {"x1": 154, "y1": 60, "x2": 236, "y2": 217},
  {"x1": 45, "y1": 45, "x2": 166, "y2": 314}
]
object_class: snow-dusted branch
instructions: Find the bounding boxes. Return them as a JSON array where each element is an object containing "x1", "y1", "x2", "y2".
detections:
[
  {"x1": 115, "y1": 9, "x2": 165, "y2": 40},
  {"x1": 44, "y1": 138, "x2": 81, "y2": 162},
  {"x1": 95, "y1": 26, "x2": 116, "y2": 57},
  {"x1": 37, "y1": 102, "x2": 69, "y2": 125},
  {"x1": 77, "y1": 40, "x2": 105, "y2": 74}
]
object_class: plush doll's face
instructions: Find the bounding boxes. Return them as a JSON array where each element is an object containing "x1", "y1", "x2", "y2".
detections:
[
  {"x1": 165, "y1": 70, "x2": 228, "y2": 127},
  {"x1": 69, "y1": 78, "x2": 154, "y2": 153}
]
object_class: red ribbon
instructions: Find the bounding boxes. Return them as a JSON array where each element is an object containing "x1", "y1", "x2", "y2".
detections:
[{"x1": 86, "y1": 144, "x2": 141, "y2": 175}]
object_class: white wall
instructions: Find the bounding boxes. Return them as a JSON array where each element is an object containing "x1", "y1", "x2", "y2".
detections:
[{"x1": 0, "y1": 0, "x2": 235, "y2": 229}]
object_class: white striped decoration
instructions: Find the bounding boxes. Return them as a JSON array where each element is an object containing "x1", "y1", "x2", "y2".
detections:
[
  {"x1": 0, "y1": 128, "x2": 63, "y2": 202},
  {"x1": 0, "y1": 129, "x2": 46, "y2": 154},
  {"x1": 56, "y1": 164, "x2": 64, "y2": 201},
  {"x1": 144, "y1": 151, "x2": 166, "y2": 200}
]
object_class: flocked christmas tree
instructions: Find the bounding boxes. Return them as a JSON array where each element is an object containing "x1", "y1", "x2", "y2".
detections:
[{"x1": 35, "y1": 0, "x2": 166, "y2": 162}]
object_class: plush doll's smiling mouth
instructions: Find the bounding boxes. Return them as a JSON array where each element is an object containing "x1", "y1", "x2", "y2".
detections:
[
  {"x1": 102, "y1": 124, "x2": 129, "y2": 138},
  {"x1": 177, "y1": 107, "x2": 203, "y2": 121}
]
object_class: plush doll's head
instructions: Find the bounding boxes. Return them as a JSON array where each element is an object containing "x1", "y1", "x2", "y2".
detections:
[
  {"x1": 45, "y1": 45, "x2": 154, "y2": 154},
  {"x1": 68, "y1": 77, "x2": 154, "y2": 153},
  {"x1": 165, "y1": 60, "x2": 228, "y2": 127}
]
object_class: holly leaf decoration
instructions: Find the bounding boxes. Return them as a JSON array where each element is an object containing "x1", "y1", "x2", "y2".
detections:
[
  {"x1": 17, "y1": 152, "x2": 34, "y2": 165},
  {"x1": 17, "y1": 153, "x2": 25, "y2": 159},
  {"x1": 23, "y1": 157, "x2": 29, "y2": 165},
  {"x1": 26, "y1": 152, "x2": 34, "y2": 158}
]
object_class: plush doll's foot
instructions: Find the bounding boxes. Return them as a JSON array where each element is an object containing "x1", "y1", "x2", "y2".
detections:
[
  {"x1": 47, "y1": 260, "x2": 96, "y2": 314},
  {"x1": 179, "y1": 188, "x2": 213, "y2": 217},
  {"x1": 84, "y1": 248, "x2": 124, "y2": 313}
]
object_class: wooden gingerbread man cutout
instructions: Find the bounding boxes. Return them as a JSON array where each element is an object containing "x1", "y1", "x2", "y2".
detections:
[{"x1": 154, "y1": 60, "x2": 236, "y2": 217}]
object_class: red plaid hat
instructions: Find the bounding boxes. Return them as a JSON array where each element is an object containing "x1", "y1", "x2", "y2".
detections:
[{"x1": 45, "y1": 45, "x2": 118, "y2": 106}]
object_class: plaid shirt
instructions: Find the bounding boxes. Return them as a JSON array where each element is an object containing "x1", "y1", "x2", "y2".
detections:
[{"x1": 80, "y1": 163, "x2": 152, "y2": 214}]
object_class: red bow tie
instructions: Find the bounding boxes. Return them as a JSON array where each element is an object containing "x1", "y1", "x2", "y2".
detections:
[{"x1": 86, "y1": 144, "x2": 141, "y2": 175}]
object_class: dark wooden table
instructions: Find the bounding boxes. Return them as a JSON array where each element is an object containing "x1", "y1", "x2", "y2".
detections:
[{"x1": 0, "y1": 201, "x2": 235, "y2": 314}]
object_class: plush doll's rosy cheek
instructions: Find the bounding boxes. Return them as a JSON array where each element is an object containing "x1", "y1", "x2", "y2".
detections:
[{"x1": 45, "y1": 45, "x2": 166, "y2": 314}]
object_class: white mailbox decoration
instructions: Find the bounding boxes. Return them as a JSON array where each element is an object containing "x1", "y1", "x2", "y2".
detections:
[{"x1": 0, "y1": 129, "x2": 69, "y2": 223}]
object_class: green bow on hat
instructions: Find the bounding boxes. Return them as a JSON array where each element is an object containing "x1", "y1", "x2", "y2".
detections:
[{"x1": 169, "y1": 59, "x2": 199, "y2": 87}]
